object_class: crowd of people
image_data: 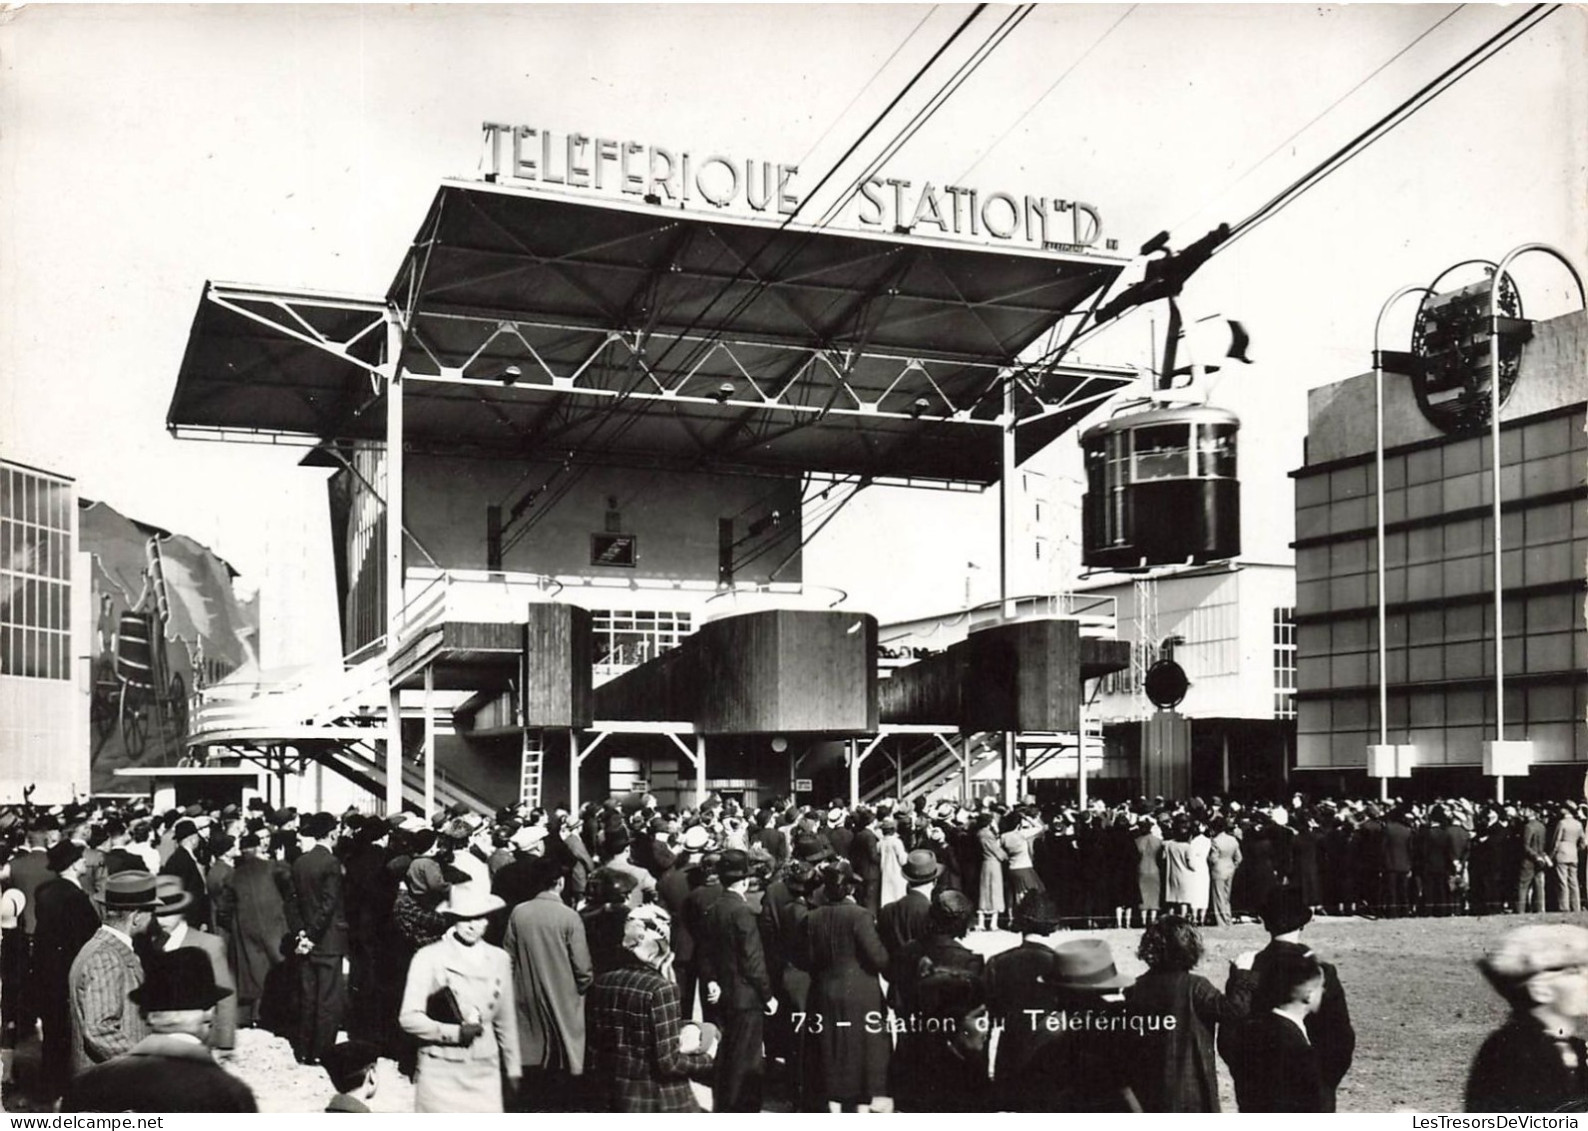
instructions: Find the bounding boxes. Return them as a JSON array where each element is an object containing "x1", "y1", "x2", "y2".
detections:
[{"x1": 1, "y1": 786, "x2": 1587, "y2": 1113}]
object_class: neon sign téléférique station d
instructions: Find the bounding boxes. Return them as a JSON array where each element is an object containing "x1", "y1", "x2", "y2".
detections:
[{"x1": 479, "y1": 123, "x2": 1111, "y2": 252}]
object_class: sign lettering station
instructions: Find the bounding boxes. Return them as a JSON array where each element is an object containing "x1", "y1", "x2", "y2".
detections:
[{"x1": 479, "y1": 123, "x2": 1112, "y2": 251}]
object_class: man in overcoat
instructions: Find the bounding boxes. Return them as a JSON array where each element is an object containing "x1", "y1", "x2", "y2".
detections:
[
  {"x1": 33, "y1": 840, "x2": 102, "y2": 1100},
  {"x1": 700, "y1": 848, "x2": 776, "y2": 1112},
  {"x1": 503, "y1": 857, "x2": 593, "y2": 1111},
  {"x1": 291, "y1": 812, "x2": 349, "y2": 1065},
  {"x1": 151, "y1": 876, "x2": 237, "y2": 1056}
]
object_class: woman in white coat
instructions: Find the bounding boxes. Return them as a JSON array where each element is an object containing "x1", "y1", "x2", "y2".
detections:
[{"x1": 400, "y1": 885, "x2": 521, "y2": 1112}]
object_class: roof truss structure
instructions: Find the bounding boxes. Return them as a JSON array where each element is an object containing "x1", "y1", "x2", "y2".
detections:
[{"x1": 168, "y1": 180, "x2": 1138, "y2": 486}]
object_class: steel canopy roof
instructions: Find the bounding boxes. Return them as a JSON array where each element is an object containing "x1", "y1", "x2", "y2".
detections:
[{"x1": 168, "y1": 179, "x2": 1136, "y2": 485}]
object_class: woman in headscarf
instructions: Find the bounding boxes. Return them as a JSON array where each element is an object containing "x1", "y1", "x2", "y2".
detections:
[
  {"x1": 585, "y1": 904, "x2": 716, "y2": 1112},
  {"x1": 399, "y1": 885, "x2": 521, "y2": 1112},
  {"x1": 580, "y1": 867, "x2": 639, "y2": 978}
]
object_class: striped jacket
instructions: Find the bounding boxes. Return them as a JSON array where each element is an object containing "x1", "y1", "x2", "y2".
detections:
[{"x1": 68, "y1": 928, "x2": 148, "y2": 1076}]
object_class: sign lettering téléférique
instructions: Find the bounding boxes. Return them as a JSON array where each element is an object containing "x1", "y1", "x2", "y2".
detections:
[{"x1": 479, "y1": 123, "x2": 1110, "y2": 250}]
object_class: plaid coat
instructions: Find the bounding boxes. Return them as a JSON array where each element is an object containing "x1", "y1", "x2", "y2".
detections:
[{"x1": 586, "y1": 961, "x2": 713, "y2": 1112}]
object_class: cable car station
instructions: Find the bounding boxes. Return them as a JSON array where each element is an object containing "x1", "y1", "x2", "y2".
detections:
[{"x1": 166, "y1": 174, "x2": 1140, "y2": 814}]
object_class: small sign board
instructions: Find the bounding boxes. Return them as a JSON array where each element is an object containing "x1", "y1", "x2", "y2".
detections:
[
  {"x1": 591, "y1": 533, "x2": 636, "y2": 567},
  {"x1": 793, "y1": 778, "x2": 813, "y2": 793}
]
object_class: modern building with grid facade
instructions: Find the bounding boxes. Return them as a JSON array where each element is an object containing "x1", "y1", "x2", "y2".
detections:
[
  {"x1": 0, "y1": 458, "x2": 91, "y2": 803},
  {"x1": 1291, "y1": 308, "x2": 1587, "y2": 796}
]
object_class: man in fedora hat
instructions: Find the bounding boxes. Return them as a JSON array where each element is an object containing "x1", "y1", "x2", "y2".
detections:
[
  {"x1": 159, "y1": 818, "x2": 210, "y2": 929},
  {"x1": 878, "y1": 847, "x2": 941, "y2": 986},
  {"x1": 68, "y1": 871, "x2": 159, "y2": 1079},
  {"x1": 1007, "y1": 937, "x2": 1140, "y2": 1112},
  {"x1": 150, "y1": 875, "x2": 237, "y2": 1057},
  {"x1": 1220, "y1": 885, "x2": 1354, "y2": 1112},
  {"x1": 700, "y1": 848, "x2": 775, "y2": 1112},
  {"x1": 66, "y1": 948, "x2": 256, "y2": 1112},
  {"x1": 34, "y1": 839, "x2": 101, "y2": 1101}
]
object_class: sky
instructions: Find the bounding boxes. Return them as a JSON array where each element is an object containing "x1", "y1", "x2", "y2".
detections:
[{"x1": 1, "y1": 4, "x2": 1583, "y2": 660}]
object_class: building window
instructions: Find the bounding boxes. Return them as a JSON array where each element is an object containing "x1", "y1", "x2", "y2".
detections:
[
  {"x1": 1273, "y1": 605, "x2": 1297, "y2": 719},
  {"x1": 591, "y1": 609, "x2": 694, "y2": 671},
  {"x1": 0, "y1": 464, "x2": 73, "y2": 681}
]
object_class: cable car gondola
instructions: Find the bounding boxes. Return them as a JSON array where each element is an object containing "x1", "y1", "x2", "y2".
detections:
[{"x1": 1081, "y1": 402, "x2": 1240, "y2": 571}]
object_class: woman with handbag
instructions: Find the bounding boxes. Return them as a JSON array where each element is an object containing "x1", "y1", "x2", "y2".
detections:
[{"x1": 399, "y1": 885, "x2": 521, "y2": 1112}]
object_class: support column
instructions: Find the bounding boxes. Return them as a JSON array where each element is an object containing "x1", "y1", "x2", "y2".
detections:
[
  {"x1": 695, "y1": 735, "x2": 708, "y2": 809},
  {"x1": 894, "y1": 745, "x2": 903, "y2": 800},
  {"x1": 998, "y1": 378, "x2": 1017, "y2": 621},
  {"x1": 1002, "y1": 732, "x2": 1017, "y2": 806},
  {"x1": 1220, "y1": 729, "x2": 1230, "y2": 794},
  {"x1": 568, "y1": 729, "x2": 581, "y2": 814},
  {"x1": 962, "y1": 736, "x2": 972, "y2": 803},
  {"x1": 383, "y1": 311, "x2": 406, "y2": 815},
  {"x1": 423, "y1": 664, "x2": 436, "y2": 817}
]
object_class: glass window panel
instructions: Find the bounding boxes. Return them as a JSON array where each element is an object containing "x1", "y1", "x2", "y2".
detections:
[
  {"x1": 1443, "y1": 556, "x2": 1483, "y2": 596},
  {"x1": 1407, "y1": 526, "x2": 1443, "y2": 564},
  {"x1": 1444, "y1": 603, "x2": 1483, "y2": 642},
  {"x1": 1445, "y1": 642, "x2": 1483, "y2": 679},
  {"x1": 1332, "y1": 618, "x2": 1369, "y2": 652},
  {"x1": 1445, "y1": 518, "x2": 1483, "y2": 558},
  {"x1": 1525, "y1": 416, "x2": 1572, "y2": 459},
  {"x1": 1443, "y1": 473, "x2": 1482, "y2": 513},
  {"x1": 1408, "y1": 609, "x2": 1444, "y2": 646},
  {"x1": 1524, "y1": 454, "x2": 1572, "y2": 498},
  {"x1": 1528, "y1": 684, "x2": 1574, "y2": 723},
  {"x1": 1405, "y1": 563, "x2": 1441, "y2": 602},
  {"x1": 0, "y1": 469, "x2": 9, "y2": 518},
  {"x1": 1295, "y1": 474, "x2": 1330, "y2": 508},
  {"x1": 1131, "y1": 425, "x2": 1190, "y2": 481},
  {"x1": 1329, "y1": 539, "x2": 1367, "y2": 575},
  {"x1": 1525, "y1": 502, "x2": 1572, "y2": 545},
  {"x1": 1444, "y1": 438, "x2": 1481, "y2": 476},
  {"x1": 1526, "y1": 633, "x2": 1572, "y2": 673},
  {"x1": 1405, "y1": 448, "x2": 1442, "y2": 486},
  {"x1": 1524, "y1": 544, "x2": 1571, "y2": 586},
  {"x1": 1447, "y1": 689, "x2": 1484, "y2": 726},
  {"x1": 1196, "y1": 424, "x2": 1236, "y2": 478},
  {"x1": 1405, "y1": 483, "x2": 1441, "y2": 520},
  {"x1": 1407, "y1": 645, "x2": 1442, "y2": 682},
  {"x1": 1331, "y1": 464, "x2": 1369, "y2": 499}
]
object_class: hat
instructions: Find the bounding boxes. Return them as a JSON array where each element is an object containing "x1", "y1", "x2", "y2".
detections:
[
  {"x1": 793, "y1": 834, "x2": 834, "y2": 864},
  {"x1": 269, "y1": 806, "x2": 299, "y2": 828},
  {"x1": 46, "y1": 840, "x2": 85, "y2": 874},
  {"x1": 827, "y1": 807, "x2": 846, "y2": 825},
  {"x1": 99, "y1": 870, "x2": 160, "y2": 912},
  {"x1": 209, "y1": 833, "x2": 236, "y2": 857},
  {"x1": 1480, "y1": 924, "x2": 1588, "y2": 991},
  {"x1": 716, "y1": 848, "x2": 752, "y2": 884},
  {"x1": 153, "y1": 875, "x2": 195, "y2": 916},
  {"x1": 510, "y1": 825, "x2": 548, "y2": 852},
  {"x1": 902, "y1": 848, "x2": 942, "y2": 884},
  {"x1": 1046, "y1": 938, "x2": 1134, "y2": 991},
  {"x1": 404, "y1": 858, "x2": 449, "y2": 898},
  {"x1": 1260, "y1": 886, "x2": 1313, "y2": 936},
  {"x1": 436, "y1": 885, "x2": 506, "y2": 920},
  {"x1": 680, "y1": 825, "x2": 714, "y2": 853},
  {"x1": 171, "y1": 819, "x2": 198, "y2": 841},
  {"x1": 131, "y1": 948, "x2": 233, "y2": 1010},
  {"x1": 1012, "y1": 891, "x2": 1065, "y2": 935},
  {"x1": 322, "y1": 1039, "x2": 381, "y2": 1090},
  {"x1": 300, "y1": 812, "x2": 337, "y2": 839}
]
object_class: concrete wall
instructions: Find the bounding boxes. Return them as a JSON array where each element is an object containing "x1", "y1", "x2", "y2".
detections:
[
  {"x1": 404, "y1": 454, "x2": 803, "y2": 585},
  {"x1": 1306, "y1": 309, "x2": 1588, "y2": 465}
]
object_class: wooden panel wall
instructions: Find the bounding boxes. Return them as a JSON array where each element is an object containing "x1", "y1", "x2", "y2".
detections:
[
  {"x1": 878, "y1": 652, "x2": 966, "y2": 725},
  {"x1": 594, "y1": 609, "x2": 877, "y2": 734},
  {"x1": 521, "y1": 604, "x2": 593, "y2": 728}
]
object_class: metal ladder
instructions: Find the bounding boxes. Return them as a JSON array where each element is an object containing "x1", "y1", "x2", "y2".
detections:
[{"x1": 519, "y1": 729, "x2": 545, "y2": 809}]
